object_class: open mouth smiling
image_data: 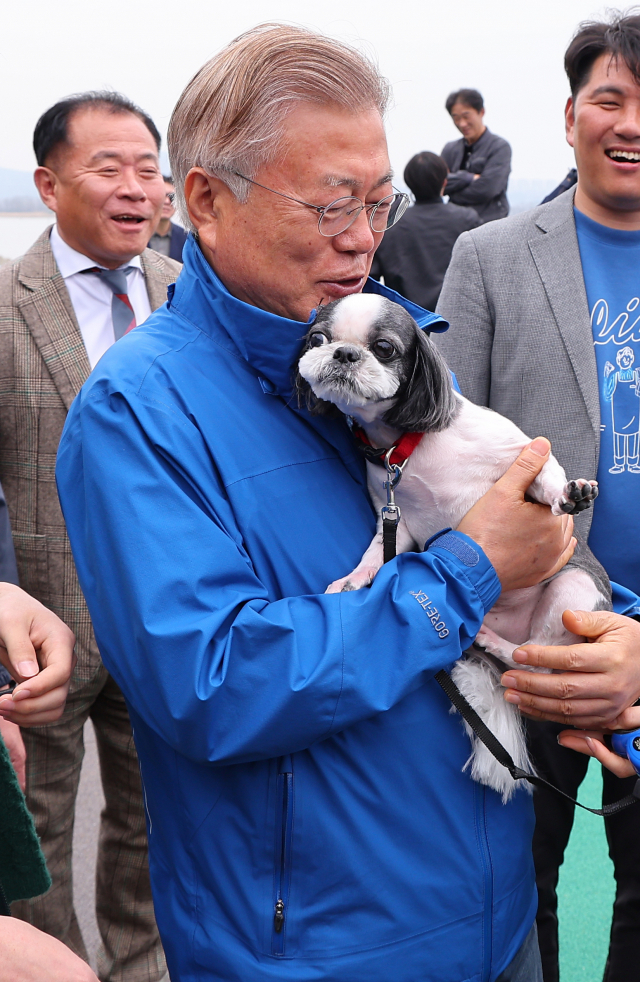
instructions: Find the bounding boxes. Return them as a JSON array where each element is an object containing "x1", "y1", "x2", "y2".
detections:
[
  {"x1": 605, "y1": 149, "x2": 640, "y2": 162},
  {"x1": 111, "y1": 214, "x2": 147, "y2": 225}
]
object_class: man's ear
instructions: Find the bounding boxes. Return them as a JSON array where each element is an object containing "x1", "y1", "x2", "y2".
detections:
[
  {"x1": 565, "y1": 96, "x2": 575, "y2": 147},
  {"x1": 33, "y1": 167, "x2": 59, "y2": 214},
  {"x1": 184, "y1": 168, "x2": 231, "y2": 250}
]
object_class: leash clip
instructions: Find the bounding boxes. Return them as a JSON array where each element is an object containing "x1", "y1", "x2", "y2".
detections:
[{"x1": 381, "y1": 448, "x2": 407, "y2": 525}]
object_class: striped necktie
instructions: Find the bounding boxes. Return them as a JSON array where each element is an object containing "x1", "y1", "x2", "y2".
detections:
[{"x1": 83, "y1": 266, "x2": 137, "y2": 340}]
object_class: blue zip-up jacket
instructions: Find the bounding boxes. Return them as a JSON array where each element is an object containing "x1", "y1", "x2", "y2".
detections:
[{"x1": 56, "y1": 237, "x2": 537, "y2": 982}]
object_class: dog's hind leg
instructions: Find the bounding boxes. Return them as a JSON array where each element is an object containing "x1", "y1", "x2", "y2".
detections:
[
  {"x1": 473, "y1": 625, "x2": 522, "y2": 666},
  {"x1": 527, "y1": 566, "x2": 610, "y2": 646}
]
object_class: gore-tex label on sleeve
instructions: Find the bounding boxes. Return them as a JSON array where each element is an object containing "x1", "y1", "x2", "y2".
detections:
[{"x1": 410, "y1": 590, "x2": 449, "y2": 638}]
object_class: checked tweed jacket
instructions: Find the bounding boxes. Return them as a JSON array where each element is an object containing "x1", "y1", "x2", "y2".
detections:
[{"x1": 0, "y1": 228, "x2": 181, "y2": 691}]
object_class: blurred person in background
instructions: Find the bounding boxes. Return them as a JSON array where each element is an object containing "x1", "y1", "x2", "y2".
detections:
[
  {"x1": 541, "y1": 167, "x2": 578, "y2": 203},
  {"x1": 370, "y1": 150, "x2": 480, "y2": 309},
  {"x1": 147, "y1": 175, "x2": 187, "y2": 261},
  {"x1": 0, "y1": 90, "x2": 180, "y2": 981},
  {"x1": 442, "y1": 88, "x2": 511, "y2": 223},
  {"x1": 436, "y1": 12, "x2": 640, "y2": 981}
]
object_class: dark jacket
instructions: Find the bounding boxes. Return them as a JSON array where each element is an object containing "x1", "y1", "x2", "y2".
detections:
[
  {"x1": 442, "y1": 128, "x2": 511, "y2": 224},
  {"x1": 168, "y1": 222, "x2": 188, "y2": 262},
  {"x1": 370, "y1": 199, "x2": 480, "y2": 310},
  {"x1": 0, "y1": 732, "x2": 50, "y2": 909}
]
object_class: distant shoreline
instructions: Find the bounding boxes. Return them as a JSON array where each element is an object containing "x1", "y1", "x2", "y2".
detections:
[{"x1": 0, "y1": 212, "x2": 52, "y2": 218}]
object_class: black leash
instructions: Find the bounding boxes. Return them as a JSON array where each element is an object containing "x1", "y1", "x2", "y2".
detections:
[
  {"x1": 380, "y1": 458, "x2": 640, "y2": 816},
  {"x1": 433, "y1": 667, "x2": 640, "y2": 815},
  {"x1": 381, "y1": 450, "x2": 407, "y2": 565}
]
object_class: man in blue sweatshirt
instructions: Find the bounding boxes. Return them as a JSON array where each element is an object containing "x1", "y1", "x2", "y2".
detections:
[{"x1": 55, "y1": 24, "x2": 640, "y2": 982}]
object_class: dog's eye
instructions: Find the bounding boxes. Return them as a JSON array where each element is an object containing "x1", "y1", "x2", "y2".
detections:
[
  {"x1": 371, "y1": 339, "x2": 395, "y2": 360},
  {"x1": 309, "y1": 332, "x2": 327, "y2": 348}
]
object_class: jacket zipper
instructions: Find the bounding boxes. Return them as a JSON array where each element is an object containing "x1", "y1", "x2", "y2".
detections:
[
  {"x1": 474, "y1": 784, "x2": 493, "y2": 982},
  {"x1": 272, "y1": 755, "x2": 293, "y2": 956}
]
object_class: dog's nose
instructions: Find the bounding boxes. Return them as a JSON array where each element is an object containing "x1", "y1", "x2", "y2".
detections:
[{"x1": 333, "y1": 345, "x2": 361, "y2": 364}]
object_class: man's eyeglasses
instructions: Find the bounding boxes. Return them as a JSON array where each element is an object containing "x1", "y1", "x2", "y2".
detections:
[{"x1": 233, "y1": 172, "x2": 409, "y2": 237}]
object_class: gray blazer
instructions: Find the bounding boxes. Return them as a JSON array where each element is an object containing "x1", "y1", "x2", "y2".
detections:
[{"x1": 435, "y1": 187, "x2": 599, "y2": 537}]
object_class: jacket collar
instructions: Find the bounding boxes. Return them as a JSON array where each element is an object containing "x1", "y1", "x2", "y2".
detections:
[
  {"x1": 463, "y1": 127, "x2": 491, "y2": 150},
  {"x1": 171, "y1": 235, "x2": 448, "y2": 397}
]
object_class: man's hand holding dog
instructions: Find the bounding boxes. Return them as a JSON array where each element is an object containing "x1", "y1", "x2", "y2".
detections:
[
  {"x1": 501, "y1": 609, "x2": 640, "y2": 728},
  {"x1": 457, "y1": 436, "x2": 576, "y2": 591},
  {"x1": 456, "y1": 437, "x2": 640, "y2": 729}
]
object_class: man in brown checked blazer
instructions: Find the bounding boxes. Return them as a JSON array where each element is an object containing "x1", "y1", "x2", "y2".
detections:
[{"x1": 0, "y1": 91, "x2": 180, "y2": 981}]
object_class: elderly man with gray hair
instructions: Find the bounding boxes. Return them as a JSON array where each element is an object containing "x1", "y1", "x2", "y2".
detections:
[{"x1": 55, "y1": 23, "x2": 640, "y2": 982}]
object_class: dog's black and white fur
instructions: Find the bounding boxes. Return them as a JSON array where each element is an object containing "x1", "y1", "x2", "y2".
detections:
[{"x1": 297, "y1": 294, "x2": 611, "y2": 800}]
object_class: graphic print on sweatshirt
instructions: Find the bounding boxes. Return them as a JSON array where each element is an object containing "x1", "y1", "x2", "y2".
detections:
[
  {"x1": 592, "y1": 299, "x2": 640, "y2": 472},
  {"x1": 575, "y1": 208, "x2": 640, "y2": 594}
]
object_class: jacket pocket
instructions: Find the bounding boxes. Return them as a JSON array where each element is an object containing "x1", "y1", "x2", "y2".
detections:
[{"x1": 272, "y1": 754, "x2": 294, "y2": 956}]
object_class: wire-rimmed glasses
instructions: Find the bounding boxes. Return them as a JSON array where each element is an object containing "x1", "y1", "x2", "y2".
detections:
[{"x1": 233, "y1": 172, "x2": 409, "y2": 237}]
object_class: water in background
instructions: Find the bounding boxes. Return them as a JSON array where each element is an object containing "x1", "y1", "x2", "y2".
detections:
[
  {"x1": 0, "y1": 215, "x2": 54, "y2": 260},
  {"x1": 0, "y1": 178, "x2": 559, "y2": 263}
]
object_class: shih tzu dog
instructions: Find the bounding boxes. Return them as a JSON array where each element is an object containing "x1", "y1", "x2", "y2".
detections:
[{"x1": 296, "y1": 293, "x2": 611, "y2": 800}]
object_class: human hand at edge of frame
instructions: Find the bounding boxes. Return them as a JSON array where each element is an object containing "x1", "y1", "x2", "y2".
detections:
[
  {"x1": 0, "y1": 917, "x2": 99, "y2": 982},
  {"x1": 557, "y1": 706, "x2": 640, "y2": 779},
  {"x1": 0, "y1": 583, "x2": 75, "y2": 726},
  {"x1": 501, "y1": 609, "x2": 640, "y2": 728},
  {"x1": 0, "y1": 717, "x2": 26, "y2": 789}
]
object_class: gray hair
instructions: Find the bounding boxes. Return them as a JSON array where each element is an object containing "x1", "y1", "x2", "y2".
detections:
[{"x1": 168, "y1": 23, "x2": 390, "y2": 229}]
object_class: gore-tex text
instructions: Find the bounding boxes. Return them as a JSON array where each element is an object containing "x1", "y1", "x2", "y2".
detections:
[{"x1": 410, "y1": 591, "x2": 450, "y2": 638}]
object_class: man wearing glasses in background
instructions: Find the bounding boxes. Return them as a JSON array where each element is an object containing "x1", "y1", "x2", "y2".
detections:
[
  {"x1": 147, "y1": 176, "x2": 188, "y2": 261},
  {"x1": 56, "y1": 24, "x2": 640, "y2": 982}
]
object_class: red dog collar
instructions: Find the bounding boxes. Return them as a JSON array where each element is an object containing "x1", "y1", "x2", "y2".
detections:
[{"x1": 351, "y1": 426, "x2": 423, "y2": 467}]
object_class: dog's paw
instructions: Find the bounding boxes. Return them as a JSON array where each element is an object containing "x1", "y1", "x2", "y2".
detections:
[
  {"x1": 325, "y1": 567, "x2": 378, "y2": 594},
  {"x1": 473, "y1": 625, "x2": 519, "y2": 664},
  {"x1": 551, "y1": 479, "x2": 599, "y2": 515}
]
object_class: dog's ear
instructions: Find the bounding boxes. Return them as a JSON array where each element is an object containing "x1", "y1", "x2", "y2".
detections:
[{"x1": 383, "y1": 328, "x2": 458, "y2": 432}]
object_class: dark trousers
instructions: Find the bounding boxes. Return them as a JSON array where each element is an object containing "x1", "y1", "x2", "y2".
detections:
[{"x1": 528, "y1": 720, "x2": 640, "y2": 982}]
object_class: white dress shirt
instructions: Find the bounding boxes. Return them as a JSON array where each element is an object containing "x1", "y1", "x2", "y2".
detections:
[{"x1": 50, "y1": 225, "x2": 152, "y2": 369}]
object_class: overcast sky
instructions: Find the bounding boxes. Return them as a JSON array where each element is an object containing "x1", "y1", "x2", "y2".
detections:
[{"x1": 2, "y1": 0, "x2": 611, "y2": 185}]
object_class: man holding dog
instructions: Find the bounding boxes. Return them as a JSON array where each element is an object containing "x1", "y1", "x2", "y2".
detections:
[
  {"x1": 56, "y1": 24, "x2": 640, "y2": 982},
  {"x1": 437, "y1": 12, "x2": 640, "y2": 982}
]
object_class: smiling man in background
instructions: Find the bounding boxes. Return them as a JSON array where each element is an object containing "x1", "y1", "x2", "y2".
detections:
[
  {"x1": 436, "y1": 12, "x2": 640, "y2": 982},
  {"x1": 0, "y1": 91, "x2": 180, "y2": 980}
]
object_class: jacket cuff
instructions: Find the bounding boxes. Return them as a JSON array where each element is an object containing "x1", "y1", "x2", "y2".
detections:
[{"x1": 425, "y1": 529, "x2": 501, "y2": 613}]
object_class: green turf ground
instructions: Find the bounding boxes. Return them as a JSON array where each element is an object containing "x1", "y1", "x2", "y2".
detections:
[{"x1": 556, "y1": 758, "x2": 615, "y2": 982}]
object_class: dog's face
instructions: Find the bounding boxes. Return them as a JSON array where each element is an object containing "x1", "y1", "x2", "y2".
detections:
[{"x1": 296, "y1": 294, "x2": 457, "y2": 432}]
